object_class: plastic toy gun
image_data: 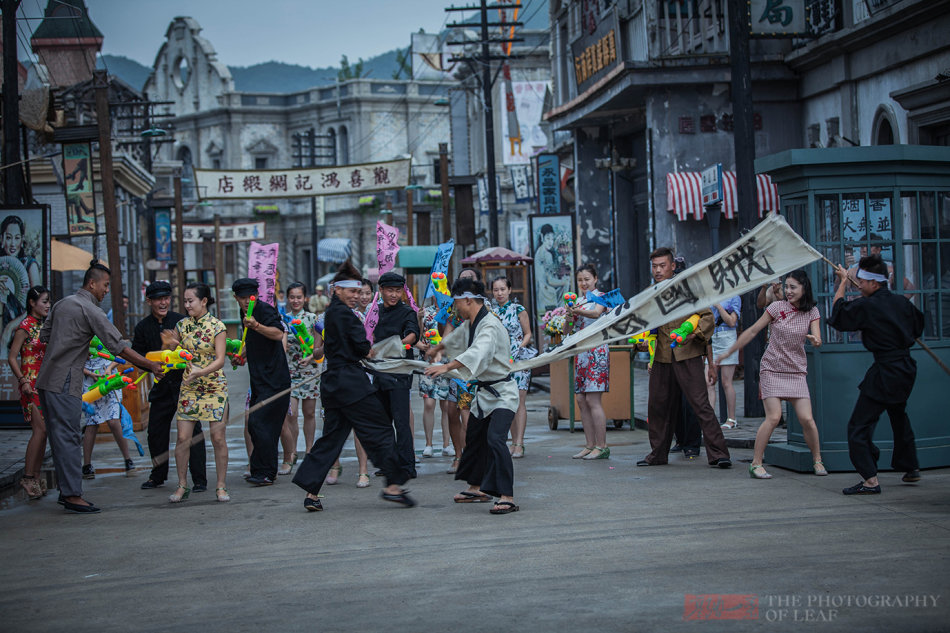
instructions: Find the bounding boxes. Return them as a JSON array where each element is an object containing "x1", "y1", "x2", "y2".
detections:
[
  {"x1": 238, "y1": 295, "x2": 257, "y2": 355},
  {"x1": 226, "y1": 338, "x2": 246, "y2": 366},
  {"x1": 628, "y1": 330, "x2": 657, "y2": 368},
  {"x1": 161, "y1": 362, "x2": 187, "y2": 374},
  {"x1": 82, "y1": 367, "x2": 135, "y2": 403},
  {"x1": 290, "y1": 319, "x2": 315, "y2": 356},
  {"x1": 563, "y1": 292, "x2": 578, "y2": 331},
  {"x1": 424, "y1": 328, "x2": 442, "y2": 346},
  {"x1": 670, "y1": 314, "x2": 700, "y2": 347},
  {"x1": 89, "y1": 336, "x2": 126, "y2": 364},
  {"x1": 146, "y1": 347, "x2": 194, "y2": 365},
  {"x1": 431, "y1": 272, "x2": 449, "y2": 297}
]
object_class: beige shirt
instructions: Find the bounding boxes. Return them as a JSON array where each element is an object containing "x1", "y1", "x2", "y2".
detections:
[
  {"x1": 652, "y1": 308, "x2": 714, "y2": 364},
  {"x1": 36, "y1": 288, "x2": 131, "y2": 397},
  {"x1": 441, "y1": 309, "x2": 519, "y2": 417}
]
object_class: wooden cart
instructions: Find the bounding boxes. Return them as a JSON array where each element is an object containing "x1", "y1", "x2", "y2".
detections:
[{"x1": 547, "y1": 345, "x2": 637, "y2": 431}]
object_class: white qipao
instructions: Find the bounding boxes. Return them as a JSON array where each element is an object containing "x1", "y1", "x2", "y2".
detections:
[{"x1": 441, "y1": 311, "x2": 519, "y2": 416}]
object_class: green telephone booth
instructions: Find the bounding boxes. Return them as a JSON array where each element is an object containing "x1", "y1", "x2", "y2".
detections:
[{"x1": 755, "y1": 145, "x2": 950, "y2": 472}]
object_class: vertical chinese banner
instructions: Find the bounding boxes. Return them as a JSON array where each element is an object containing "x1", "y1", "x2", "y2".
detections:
[
  {"x1": 536, "y1": 153, "x2": 561, "y2": 215},
  {"x1": 62, "y1": 143, "x2": 97, "y2": 235},
  {"x1": 424, "y1": 239, "x2": 455, "y2": 299},
  {"x1": 247, "y1": 241, "x2": 279, "y2": 306},
  {"x1": 154, "y1": 209, "x2": 172, "y2": 261},
  {"x1": 364, "y1": 221, "x2": 409, "y2": 342}
]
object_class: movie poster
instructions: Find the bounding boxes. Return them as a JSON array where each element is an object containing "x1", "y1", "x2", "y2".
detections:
[{"x1": 62, "y1": 142, "x2": 97, "y2": 235}]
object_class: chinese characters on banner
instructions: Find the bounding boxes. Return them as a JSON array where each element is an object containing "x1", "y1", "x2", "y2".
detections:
[
  {"x1": 509, "y1": 165, "x2": 534, "y2": 203},
  {"x1": 62, "y1": 143, "x2": 96, "y2": 235},
  {"x1": 194, "y1": 158, "x2": 411, "y2": 200},
  {"x1": 424, "y1": 239, "x2": 455, "y2": 300},
  {"x1": 536, "y1": 153, "x2": 561, "y2": 215},
  {"x1": 841, "y1": 197, "x2": 894, "y2": 261},
  {"x1": 749, "y1": 0, "x2": 806, "y2": 36},
  {"x1": 179, "y1": 221, "x2": 265, "y2": 244},
  {"x1": 247, "y1": 241, "x2": 279, "y2": 306}
]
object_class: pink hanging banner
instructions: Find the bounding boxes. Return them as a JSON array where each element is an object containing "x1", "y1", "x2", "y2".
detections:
[
  {"x1": 377, "y1": 221, "x2": 400, "y2": 274},
  {"x1": 363, "y1": 291, "x2": 381, "y2": 343},
  {"x1": 247, "y1": 241, "x2": 279, "y2": 306}
]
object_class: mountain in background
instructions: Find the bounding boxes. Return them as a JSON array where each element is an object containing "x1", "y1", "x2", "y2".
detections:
[{"x1": 97, "y1": 49, "x2": 404, "y2": 94}]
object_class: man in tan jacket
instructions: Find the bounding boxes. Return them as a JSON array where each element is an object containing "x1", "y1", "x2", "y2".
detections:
[{"x1": 637, "y1": 247, "x2": 732, "y2": 468}]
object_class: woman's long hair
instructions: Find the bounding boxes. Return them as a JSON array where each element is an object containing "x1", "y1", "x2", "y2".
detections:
[{"x1": 786, "y1": 270, "x2": 816, "y2": 312}]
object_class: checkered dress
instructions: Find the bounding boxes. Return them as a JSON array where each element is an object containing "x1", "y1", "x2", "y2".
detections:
[{"x1": 759, "y1": 300, "x2": 820, "y2": 399}]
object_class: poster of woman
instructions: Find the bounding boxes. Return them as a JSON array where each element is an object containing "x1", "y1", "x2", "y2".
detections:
[
  {"x1": 529, "y1": 213, "x2": 574, "y2": 324},
  {"x1": 0, "y1": 207, "x2": 48, "y2": 374}
]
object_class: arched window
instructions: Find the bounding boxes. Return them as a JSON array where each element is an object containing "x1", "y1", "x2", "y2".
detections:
[
  {"x1": 872, "y1": 106, "x2": 899, "y2": 145},
  {"x1": 338, "y1": 125, "x2": 349, "y2": 165}
]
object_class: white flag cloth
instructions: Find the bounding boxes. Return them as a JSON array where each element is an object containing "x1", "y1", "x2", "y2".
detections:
[{"x1": 364, "y1": 214, "x2": 822, "y2": 377}]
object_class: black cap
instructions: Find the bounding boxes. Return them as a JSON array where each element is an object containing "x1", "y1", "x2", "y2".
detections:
[
  {"x1": 231, "y1": 277, "x2": 259, "y2": 297},
  {"x1": 378, "y1": 272, "x2": 405, "y2": 288},
  {"x1": 145, "y1": 281, "x2": 172, "y2": 299}
]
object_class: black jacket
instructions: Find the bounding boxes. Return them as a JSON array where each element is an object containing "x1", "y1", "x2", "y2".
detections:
[
  {"x1": 132, "y1": 311, "x2": 185, "y2": 402},
  {"x1": 370, "y1": 301, "x2": 420, "y2": 391},
  {"x1": 321, "y1": 295, "x2": 377, "y2": 407}
]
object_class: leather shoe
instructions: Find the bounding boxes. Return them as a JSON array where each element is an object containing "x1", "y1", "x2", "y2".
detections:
[
  {"x1": 304, "y1": 497, "x2": 323, "y2": 512},
  {"x1": 63, "y1": 499, "x2": 101, "y2": 514},
  {"x1": 711, "y1": 458, "x2": 732, "y2": 469},
  {"x1": 683, "y1": 448, "x2": 700, "y2": 459},
  {"x1": 902, "y1": 470, "x2": 921, "y2": 483},
  {"x1": 637, "y1": 459, "x2": 664, "y2": 467},
  {"x1": 842, "y1": 481, "x2": 881, "y2": 495},
  {"x1": 140, "y1": 479, "x2": 163, "y2": 490},
  {"x1": 246, "y1": 475, "x2": 275, "y2": 486},
  {"x1": 192, "y1": 483, "x2": 208, "y2": 492},
  {"x1": 380, "y1": 489, "x2": 416, "y2": 507}
]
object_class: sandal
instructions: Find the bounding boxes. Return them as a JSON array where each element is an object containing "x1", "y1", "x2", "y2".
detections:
[
  {"x1": 446, "y1": 457, "x2": 460, "y2": 474},
  {"x1": 169, "y1": 484, "x2": 191, "y2": 503},
  {"x1": 510, "y1": 443, "x2": 524, "y2": 459},
  {"x1": 748, "y1": 464, "x2": 772, "y2": 480},
  {"x1": 489, "y1": 501, "x2": 520, "y2": 515},
  {"x1": 813, "y1": 460, "x2": 828, "y2": 476},
  {"x1": 20, "y1": 475, "x2": 42, "y2": 500},
  {"x1": 216, "y1": 487, "x2": 230, "y2": 502},
  {"x1": 583, "y1": 446, "x2": 610, "y2": 460},
  {"x1": 454, "y1": 490, "x2": 492, "y2": 503},
  {"x1": 325, "y1": 465, "x2": 342, "y2": 485},
  {"x1": 356, "y1": 473, "x2": 370, "y2": 488},
  {"x1": 721, "y1": 418, "x2": 739, "y2": 430},
  {"x1": 278, "y1": 461, "x2": 294, "y2": 476},
  {"x1": 572, "y1": 446, "x2": 593, "y2": 459}
]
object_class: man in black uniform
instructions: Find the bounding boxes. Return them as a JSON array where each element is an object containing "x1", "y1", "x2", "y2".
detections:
[
  {"x1": 233, "y1": 278, "x2": 291, "y2": 486},
  {"x1": 293, "y1": 265, "x2": 414, "y2": 511},
  {"x1": 133, "y1": 281, "x2": 208, "y2": 491},
  {"x1": 370, "y1": 271, "x2": 420, "y2": 478},
  {"x1": 829, "y1": 255, "x2": 925, "y2": 495}
]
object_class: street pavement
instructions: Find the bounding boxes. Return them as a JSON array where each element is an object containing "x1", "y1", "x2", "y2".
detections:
[{"x1": 1, "y1": 366, "x2": 948, "y2": 632}]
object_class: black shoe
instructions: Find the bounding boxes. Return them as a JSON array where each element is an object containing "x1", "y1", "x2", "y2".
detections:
[
  {"x1": 670, "y1": 444, "x2": 683, "y2": 453},
  {"x1": 374, "y1": 469, "x2": 385, "y2": 477},
  {"x1": 842, "y1": 481, "x2": 881, "y2": 495},
  {"x1": 140, "y1": 479, "x2": 164, "y2": 490},
  {"x1": 82, "y1": 464, "x2": 95, "y2": 479},
  {"x1": 192, "y1": 483, "x2": 208, "y2": 492},
  {"x1": 902, "y1": 470, "x2": 921, "y2": 483},
  {"x1": 57, "y1": 493, "x2": 66, "y2": 506},
  {"x1": 304, "y1": 497, "x2": 324, "y2": 512},
  {"x1": 246, "y1": 475, "x2": 275, "y2": 486},
  {"x1": 380, "y1": 489, "x2": 417, "y2": 507},
  {"x1": 683, "y1": 449, "x2": 700, "y2": 459},
  {"x1": 124, "y1": 459, "x2": 135, "y2": 475},
  {"x1": 63, "y1": 499, "x2": 101, "y2": 514},
  {"x1": 711, "y1": 458, "x2": 732, "y2": 469},
  {"x1": 637, "y1": 459, "x2": 665, "y2": 467}
]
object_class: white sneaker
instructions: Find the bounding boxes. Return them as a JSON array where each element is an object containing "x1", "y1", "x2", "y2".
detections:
[
  {"x1": 442, "y1": 445, "x2": 455, "y2": 457},
  {"x1": 422, "y1": 445, "x2": 433, "y2": 458}
]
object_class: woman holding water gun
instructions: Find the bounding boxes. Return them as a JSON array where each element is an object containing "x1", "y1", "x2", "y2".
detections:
[
  {"x1": 417, "y1": 294, "x2": 454, "y2": 460},
  {"x1": 8, "y1": 286, "x2": 50, "y2": 499},
  {"x1": 567, "y1": 264, "x2": 611, "y2": 460},
  {"x1": 279, "y1": 282, "x2": 324, "y2": 476},
  {"x1": 713, "y1": 270, "x2": 826, "y2": 479},
  {"x1": 490, "y1": 276, "x2": 536, "y2": 458},
  {"x1": 169, "y1": 283, "x2": 230, "y2": 502},
  {"x1": 80, "y1": 339, "x2": 135, "y2": 478}
]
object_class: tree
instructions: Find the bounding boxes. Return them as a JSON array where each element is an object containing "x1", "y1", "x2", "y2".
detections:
[
  {"x1": 338, "y1": 54, "x2": 366, "y2": 81},
  {"x1": 392, "y1": 47, "x2": 411, "y2": 80}
]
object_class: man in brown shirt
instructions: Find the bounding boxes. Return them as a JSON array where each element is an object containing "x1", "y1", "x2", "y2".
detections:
[
  {"x1": 37, "y1": 262, "x2": 162, "y2": 513},
  {"x1": 636, "y1": 248, "x2": 731, "y2": 468}
]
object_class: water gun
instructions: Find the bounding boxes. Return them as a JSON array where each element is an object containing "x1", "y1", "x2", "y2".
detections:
[
  {"x1": 628, "y1": 330, "x2": 657, "y2": 368},
  {"x1": 238, "y1": 295, "x2": 257, "y2": 355},
  {"x1": 431, "y1": 272, "x2": 449, "y2": 297},
  {"x1": 290, "y1": 319, "x2": 315, "y2": 356},
  {"x1": 670, "y1": 314, "x2": 701, "y2": 347},
  {"x1": 146, "y1": 347, "x2": 194, "y2": 365},
  {"x1": 89, "y1": 336, "x2": 126, "y2": 364},
  {"x1": 82, "y1": 367, "x2": 135, "y2": 403},
  {"x1": 424, "y1": 328, "x2": 442, "y2": 346},
  {"x1": 563, "y1": 292, "x2": 578, "y2": 331},
  {"x1": 226, "y1": 338, "x2": 246, "y2": 366}
]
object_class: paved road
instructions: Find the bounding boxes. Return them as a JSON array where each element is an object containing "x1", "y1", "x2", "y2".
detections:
[{"x1": 1, "y1": 367, "x2": 947, "y2": 632}]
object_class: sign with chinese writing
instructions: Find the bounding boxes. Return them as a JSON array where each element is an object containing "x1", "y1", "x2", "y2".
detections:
[
  {"x1": 194, "y1": 158, "x2": 411, "y2": 200},
  {"x1": 702, "y1": 163, "x2": 723, "y2": 207},
  {"x1": 247, "y1": 241, "x2": 279, "y2": 306},
  {"x1": 62, "y1": 142, "x2": 96, "y2": 235},
  {"x1": 178, "y1": 221, "x2": 265, "y2": 244},
  {"x1": 749, "y1": 0, "x2": 806, "y2": 36},
  {"x1": 841, "y1": 197, "x2": 894, "y2": 261},
  {"x1": 424, "y1": 239, "x2": 455, "y2": 301},
  {"x1": 509, "y1": 165, "x2": 534, "y2": 203},
  {"x1": 499, "y1": 78, "x2": 549, "y2": 165},
  {"x1": 570, "y1": 9, "x2": 621, "y2": 93},
  {"x1": 536, "y1": 153, "x2": 561, "y2": 215},
  {"x1": 154, "y1": 209, "x2": 172, "y2": 261},
  {"x1": 477, "y1": 176, "x2": 503, "y2": 215}
]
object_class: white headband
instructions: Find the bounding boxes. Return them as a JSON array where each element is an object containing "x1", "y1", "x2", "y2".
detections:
[
  {"x1": 334, "y1": 280, "x2": 362, "y2": 288},
  {"x1": 856, "y1": 268, "x2": 888, "y2": 283},
  {"x1": 452, "y1": 292, "x2": 487, "y2": 301}
]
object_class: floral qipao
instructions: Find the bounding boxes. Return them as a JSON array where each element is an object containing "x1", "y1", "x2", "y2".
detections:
[
  {"x1": 574, "y1": 291, "x2": 609, "y2": 393},
  {"x1": 285, "y1": 310, "x2": 321, "y2": 400},
  {"x1": 176, "y1": 312, "x2": 228, "y2": 423},
  {"x1": 418, "y1": 304, "x2": 450, "y2": 400},
  {"x1": 17, "y1": 315, "x2": 45, "y2": 422},
  {"x1": 490, "y1": 299, "x2": 537, "y2": 390}
]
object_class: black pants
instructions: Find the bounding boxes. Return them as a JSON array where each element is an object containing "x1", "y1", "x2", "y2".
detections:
[
  {"x1": 248, "y1": 388, "x2": 291, "y2": 480},
  {"x1": 293, "y1": 393, "x2": 407, "y2": 495},
  {"x1": 456, "y1": 408, "x2": 515, "y2": 498},
  {"x1": 847, "y1": 391, "x2": 919, "y2": 480},
  {"x1": 377, "y1": 388, "x2": 415, "y2": 478},
  {"x1": 146, "y1": 393, "x2": 206, "y2": 486},
  {"x1": 673, "y1": 394, "x2": 702, "y2": 451}
]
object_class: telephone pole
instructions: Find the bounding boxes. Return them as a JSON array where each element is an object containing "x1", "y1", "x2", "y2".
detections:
[
  {"x1": 446, "y1": 1, "x2": 522, "y2": 247},
  {"x1": 2, "y1": 0, "x2": 26, "y2": 205}
]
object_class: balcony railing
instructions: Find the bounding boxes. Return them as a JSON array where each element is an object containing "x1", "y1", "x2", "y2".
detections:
[{"x1": 654, "y1": 0, "x2": 728, "y2": 57}]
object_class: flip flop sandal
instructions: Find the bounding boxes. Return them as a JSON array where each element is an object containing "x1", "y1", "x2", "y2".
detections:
[
  {"x1": 489, "y1": 501, "x2": 520, "y2": 515},
  {"x1": 454, "y1": 490, "x2": 492, "y2": 503}
]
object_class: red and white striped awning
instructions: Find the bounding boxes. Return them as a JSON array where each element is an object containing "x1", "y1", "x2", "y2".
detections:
[{"x1": 666, "y1": 171, "x2": 780, "y2": 221}]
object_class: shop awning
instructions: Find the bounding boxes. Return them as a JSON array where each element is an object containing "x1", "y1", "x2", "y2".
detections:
[
  {"x1": 317, "y1": 238, "x2": 352, "y2": 263},
  {"x1": 397, "y1": 245, "x2": 440, "y2": 272},
  {"x1": 666, "y1": 171, "x2": 779, "y2": 221}
]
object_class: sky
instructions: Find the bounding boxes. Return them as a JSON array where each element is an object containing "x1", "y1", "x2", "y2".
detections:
[{"x1": 17, "y1": 0, "x2": 459, "y2": 69}]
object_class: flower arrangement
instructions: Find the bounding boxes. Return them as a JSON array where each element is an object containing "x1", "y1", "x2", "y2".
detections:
[{"x1": 542, "y1": 306, "x2": 567, "y2": 335}]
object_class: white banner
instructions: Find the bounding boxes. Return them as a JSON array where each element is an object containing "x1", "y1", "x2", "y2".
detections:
[
  {"x1": 364, "y1": 214, "x2": 823, "y2": 376},
  {"x1": 195, "y1": 158, "x2": 411, "y2": 200},
  {"x1": 178, "y1": 221, "x2": 265, "y2": 243}
]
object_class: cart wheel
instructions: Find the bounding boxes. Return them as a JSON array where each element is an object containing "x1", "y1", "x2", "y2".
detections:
[
  {"x1": 547, "y1": 407, "x2": 558, "y2": 430},
  {"x1": 614, "y1": 419, "x2": 627, "y2": 429}
]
